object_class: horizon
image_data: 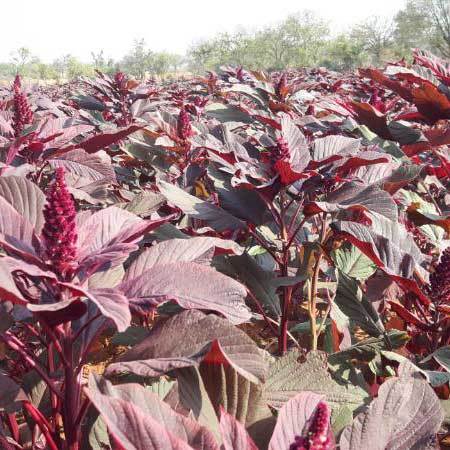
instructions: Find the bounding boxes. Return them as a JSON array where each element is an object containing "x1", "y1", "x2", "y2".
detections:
[{"x1": 1, "y1": 0, "x2": 406, "y2": 63}]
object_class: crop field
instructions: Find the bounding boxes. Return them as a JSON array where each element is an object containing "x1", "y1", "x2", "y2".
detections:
[{"x1": 0, "y1": 48, "x2": 449, "y2": 449}]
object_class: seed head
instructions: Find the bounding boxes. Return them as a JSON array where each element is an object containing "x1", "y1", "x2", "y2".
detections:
[
  {"x1": 428, "y1": 247, "x2": 450, "y2": 305},
  {"x1": 289, "y1": 401, "x2": 333, "y2": 450},
  {"x1": 42, "y1": 168, "x2": 77, "y2": 280},
  {"x1": 276, "y1": 73, "x2": 288, "y2": 99},
  {"x1": 12, "y1": 75, "x2": 33, "y2": 137},
  {"x1": 177, "y1": 107, "x2": 193, "y2": 141}
]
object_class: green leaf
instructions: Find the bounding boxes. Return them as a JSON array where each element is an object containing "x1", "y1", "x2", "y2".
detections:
[
  {"x1": 87, "y1": 412, "x2": 110, "y2": 450},
  {"x1": 175, "y1": 367, "x2": 221, "y2": 442},
  {"x1": 332, "y1": 245, "x2": 376, "y2": 281},
  {"x1": 205, "y1": 103, "x2": 253, "y2": 124},
  {"x1": 266, "y1": 351, "x2": 368, "y2": 414},
  {"x1": 334, "y1": 271, "x2": 385, "y2": 337},
  {"x1": 331, "y1": 405, "x2": 354, "y2": 435},
  {"x1": 422, "y1": 346, "x2": 450, "y2": 372},
  {"x1": 146, "y1": 378, "x2": 175, "y2": 400},
  {"x1": 328, "y1": 330, "x2": 409, "y2": 365},
  {"x1": 158, "y1": 180, "x2": 245, "y2": 231},
  {"x1": 199, "y1": 363, "x2": 274, "y2": 449},
  {"x1": 214, "y1": 254, "x2": 281, "y2": 317}
]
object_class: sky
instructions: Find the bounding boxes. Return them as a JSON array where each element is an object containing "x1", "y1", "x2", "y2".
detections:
[{"x1": 1, "y1": 0, "x2": 407, "y2": 63}]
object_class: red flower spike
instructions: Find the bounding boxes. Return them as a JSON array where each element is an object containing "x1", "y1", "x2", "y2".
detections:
[
  {"x1": 12, "y1": 75, "x2": 33, "y2": 137},
  {"x1": 177, "y1": 107, "x2": 193, "y2": 140},
  {"x1": 276, "y1": 73, "x2": 289, "y2": 100},
  {"x1": 272, "y1": 136, "x2": 308, "y2": 185},
  {"x1": 428, "y1": 247, "x2": 450, "y2": 305},
  {"x1": 13, "y1": 74, "x2": 21, "y2": 92},
  {"x1": 42, "y1": 168, "x2": 78, "y2": 280},
  {"x1": 289, "y1": 401, "x2": 333, "y2": 450}
]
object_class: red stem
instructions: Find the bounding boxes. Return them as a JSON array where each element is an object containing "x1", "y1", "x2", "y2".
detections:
[
  {"x1": 246, "y1": 290, "x2": 279, "y2": 335},
  {"x1": 0, "y1": 333, "x2": 62, "y2": 399},
  {"x1": 4, "y1": 413, "x2": 20, "y2": 444},
  {"x1": 23, "y1": 402, "x2": 58, "y2": 450}
]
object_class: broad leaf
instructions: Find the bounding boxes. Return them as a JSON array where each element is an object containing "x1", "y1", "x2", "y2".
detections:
[
  {"x1": 312, "y1": 135, "x2": 360, "y2": 165},
  {"x1": 214, "y1": 254, "x2": 281, "y2": 317},
  {"x1": 87, "y1": 375, "x2": 218, "y2": 449},
  {"x1": 334, "y1": 211, "x2": 427, "y2": 301},
  {"x1": 334, "y1": 271, "x2": 385, "y2": 337},
  {"x1": 266, "y1": 350, "x2": 367, "y2": 412},
  {"x1": 124, "y1": 237, "x2": 243, "y2": 281},
  {"x1": 220, "y1": 408, "x2": 258, "y2": 450},
  {"x1": 332, "y1": 245, "x2": 376, "y2": 281},
  {"x1": 306, "y1": 183, "x2": 398, "y2": 222},
  {"x1": 121, "y1": 261, "x2": 250, "y2": 324},
  {"x1": 49, "y1": 149, "x2": 116, "y2": 184},
  {"x1": 0, "y1": 195, "x2": 40, "y2": 260},
  {"x1": 85, "y1": 376, "x2": 198, "y2": 450},
  {"x1": 339, "y1": 370, "x2": 443, "y2": 450},
  {"x1": 0, "y1": 176, "x2": 45, "y2": 234},
  {"x1": 106, "y1": 310, "x2": 267, "y2": 384},
  {"x1": 158, "y1": 181, "x2": 245, "y2": 231}
]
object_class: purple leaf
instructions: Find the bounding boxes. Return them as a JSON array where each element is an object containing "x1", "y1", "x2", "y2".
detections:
[
  {"x1": 84, "y1": 376, "x2": 194, "y2": 450},
  {"x1": 121, "y1": 261, "x2": 250, "y2": 324},
  {"x1": 279, "y1": 113, "x2": 310, "y2": 174},
  {"x1": 0, "y1": 195, "x2": 41, "y2": 261},
  {"x1": 0, "y1": 176, "x2": 46, "y2": 234},
  {"x1": 124, "y1": 237, "x2": 243, "y2": 281},
  {"x1": 333, "y1": 212, "x2": 428, "y2": 302},
  {"x1": 58, "y1": 124, "x2": 144, "y2": 155},
  {"x1": 0, "y1": 111, "x2": 14, "y2": 136},
  {"x1": 339, "y1": 371, "x2": 443, "y2": 450},
  {"x1": 27, "y1": 298, "x2": 87, "y2": 327},
  {"x1": 306, "y1": 183, "x2": 398, "y2": 222},
  {"x1": 77, "y1": 206, "x2": 169, "y2": 263},
  {"x1": 38, "y1": 117, "x2": 93, "y2": 148},
  {"x1": 106, "y1": 310, "x2": 266, "y2": 384},
  {"x1": 86, "y1": 375, "x2": 219, "y2": 450},
  {"x1": 0, "y1": 372, "x2": 28, "y2": 413},
  {"x1": 311, "y1": 135, "x2": 360, "y2": 166},
  {"x1": 49, "y1": 149, "x2": 116, "y2": 184},
  {"x1": 0, "y1": 256, "x2": 56, "y2": 305},
  {"x1": 81, "y1": 287, "x2": 131, "y2": 332},
  {"x1": 219, "y1": 408, "x2": 258, "y2": 450}
]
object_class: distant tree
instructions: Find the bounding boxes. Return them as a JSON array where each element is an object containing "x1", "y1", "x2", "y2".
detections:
[
  {"x1": 427, "y1": 0, "x2": 450, "y2": 56},
  {"x1": 148, "y1": 52, "x2": 184, "y2": 76},
  {"x1": 321, "y1": 34, "x2": 368, "y2": 71},
  {"x1": 351, "y1": 17, "x2": 396, "y2": 64},
  {"x1": 91, "y1": 50, "x2": 106, "y2": 69},
  {"x1": 394, "y1": 0, "x2": 435, "y2": 53},
  {"x1": 36, "y1": 63, "x2": 57, "y2": 80},
  {"x1": 51, "y1": 55, "x2": 92, "y2": 81},
  {"x1": 187, "y1": 10, "x2": 328, "y2": 72},
  {"x1": 121, "y1": 39, "x2": 152, "y2": 79},
  {"x1": 394, "y1": 0, "x2": 450, "y2": 57},
  {"x1": 10, "y1": 47, "x2": 33, "y2": 72}
]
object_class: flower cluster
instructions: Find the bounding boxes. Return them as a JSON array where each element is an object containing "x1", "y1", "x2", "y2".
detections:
[
  {"x1": 289, "y1": 402, "x2": 333, "y2": 450},
  {"x1": 276, "y1": 73, "x2": 288, "y2": 100},
  {"x1": 114, "y1": 71, "x2": 127, "y2": 90},
  {"x1": 428, "y1": 247, "x2": 450, "y2": 305},
  {"x1": 12, "y1": 74, "x2": 33, "y2": 137},
  {"x1": 42, "y1": 168, "x2": 78, "y2": 280},
  {"x1": 177, "y1": 107, "x2": 193, "y2": 141},
  {"x1": 272, "y1": 136, "x2": 297, "y2": 185}
]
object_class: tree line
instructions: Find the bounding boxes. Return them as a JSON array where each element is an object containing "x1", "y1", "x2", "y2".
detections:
[{"x1": 1, "y1": 0, "x2": 449, "y2": 81}]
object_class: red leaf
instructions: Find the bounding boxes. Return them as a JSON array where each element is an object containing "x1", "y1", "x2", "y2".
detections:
[{"x1": 56, "y1": 124, "x2": 144, "y2": 155}]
